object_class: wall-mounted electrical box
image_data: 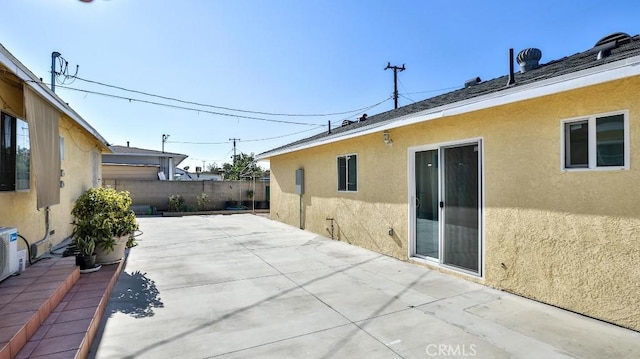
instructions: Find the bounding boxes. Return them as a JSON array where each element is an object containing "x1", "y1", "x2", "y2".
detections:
[{"x1": 295, "y1": 168, "x2": 304, "y2": 195}]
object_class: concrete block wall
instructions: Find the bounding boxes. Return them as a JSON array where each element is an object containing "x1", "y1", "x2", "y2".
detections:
[{"x1": 102, "y1": 179, "x2": 268, "y2": 211}]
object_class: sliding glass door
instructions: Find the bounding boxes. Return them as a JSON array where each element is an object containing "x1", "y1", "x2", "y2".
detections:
[
  {"x1": 412, "y1": 142, "x2": 481, "y2": 275},
  {"x1": 442, "y1": 144, "x2": 480, "y2": 273},
  {"x1": 415, "y1": 150, "x2": 439, "y2": 258}
]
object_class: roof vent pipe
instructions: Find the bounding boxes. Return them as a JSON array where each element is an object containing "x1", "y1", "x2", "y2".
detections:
[
  {"x1": 464, "y1": 77, "x2": 481, "y2": 88},
  {"x1": 516, "y1": 48, "x2": 542, "y2": 73},
  {"x1": 506, "y1": 48, "x2": 516, "y2": 86}
]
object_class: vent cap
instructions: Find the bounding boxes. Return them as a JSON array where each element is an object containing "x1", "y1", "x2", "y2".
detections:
[
  {"x1": 593, "y1": 32, "x2": 632, "y2": 59},
  {"x1": 594, "y1": 32, "x2": 632, "y2": 47},
  {"x1": 516, "y1": 48, "x2": 542, "y2": 73}
]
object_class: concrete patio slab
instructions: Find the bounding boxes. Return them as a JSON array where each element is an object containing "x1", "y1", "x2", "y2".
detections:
[{"x1": 91, "y1": 214, "x2": 640, "y2": 359}]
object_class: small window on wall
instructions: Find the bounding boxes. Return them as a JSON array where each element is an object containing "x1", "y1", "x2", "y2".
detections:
[
  {"x1": 337, "y1": 154, "x2": 357, "y2": 192},
  {"x1": 0, "y1": 112, "x2": 30, "y2": 191},
  {"x1": 60, "y1": 136, "x2": 64, "y2": 161},
  {"x1": 563, "y1": 112, "x2": 628, "y2": 170}
]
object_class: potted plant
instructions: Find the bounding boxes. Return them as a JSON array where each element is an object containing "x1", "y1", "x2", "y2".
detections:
[
  {"x1": 72, "y1": 187, "x2": 139, "y2": 265},
  {"x1": 75, "y1": 236, "x2": 97, "y2": 270},
  {"x1": 242, "y1": 189, "x2": 254, "y2": 209}
]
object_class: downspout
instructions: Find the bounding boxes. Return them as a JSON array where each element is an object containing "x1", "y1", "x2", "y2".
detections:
[{"x1": 30, "y1": 207, "x2": 51, "y2": 259}]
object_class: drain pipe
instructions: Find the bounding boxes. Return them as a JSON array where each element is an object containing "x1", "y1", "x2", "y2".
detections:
[{"x1": 30, "y1": 207, "x2": 51, "y2": 259}]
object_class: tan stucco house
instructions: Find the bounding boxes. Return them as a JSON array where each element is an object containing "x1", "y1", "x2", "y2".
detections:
[
  {"x1": 258, "y1": 32, "x2": 640, "y2": 331},
  {"x1": 0, "y1": 44, "x2": 109, "y2": 260}
]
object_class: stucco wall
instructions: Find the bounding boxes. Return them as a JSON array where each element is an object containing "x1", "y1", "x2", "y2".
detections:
[
  {"x1": 269, "y1": 76, "x2": 640, "y2": 331},
  {"x1": 0, "y1": 84, "x2": 103, "y2": 252},
  {"x1": 103, "y1": 164, "x2": 159, "y2": 180},
  {"x1": 102, "y1": 179, "x2": 268, "y2": 211}
]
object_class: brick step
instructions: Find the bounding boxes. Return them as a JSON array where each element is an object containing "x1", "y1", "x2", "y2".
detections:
[{"x1": 0, "y1": 256, "x2": 123, "y2": 359}]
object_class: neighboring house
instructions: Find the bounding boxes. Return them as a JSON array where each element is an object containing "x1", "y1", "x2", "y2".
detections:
[
  {"x1": 0, "y1": 44, "x2": 109, "y2": 256},
  {"x1": 102, "y1": 144, "x2": 187, "y2": 181},
  {"x1": 174, "y1": 168, "x2": 223, "y2": 181},
  {"x1": 258, "y1": 32, "x2": 640, "y2": 331}
]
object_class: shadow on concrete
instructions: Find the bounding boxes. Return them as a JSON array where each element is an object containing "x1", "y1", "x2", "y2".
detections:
[
  {"x1": 121, "y1": 255, "x2": 382, "y2": 358},
  {"x1": 109, "y1": 270, "x2": 164, "y2": 318}
]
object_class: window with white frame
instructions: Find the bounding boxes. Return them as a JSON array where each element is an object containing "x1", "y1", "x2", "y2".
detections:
[
  {"x1": 563, "y1": 112, "x2": 627, "y2": 170},
  {"x1": 60, "y1": 136, "x2": 64, "y2": 161},
  {"x1": 0, "y1": 112, "x2": 30, "y2": 191},
  {"x1": 337, "y1": 154, "x2": 357, "y2": 192}
]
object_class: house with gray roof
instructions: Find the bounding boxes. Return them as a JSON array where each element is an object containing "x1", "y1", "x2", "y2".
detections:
[
  {"x1": 258, "y1": 32, "x2": 640, "y2": 331},
  {"x1": 102, "y1": 144, "x2": 187, "y2": 181}
]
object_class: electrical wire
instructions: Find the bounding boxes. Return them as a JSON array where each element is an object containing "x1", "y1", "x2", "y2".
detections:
[
  {"x1": 400, "y1": 85, "x2": 460, "y2": 95},
  {"x1": 398, "y1": 78, "x2": 415, "y2": 103},
  {"x1": 167, "y1": 127, "x2": 323, "y2": 145},
  {"x1": 243, "y1": 127, "x2": 323, "y2": 142},
  {"x1": 71, "y1": 75, "x2": 391, "y2": 117},
  {"x1": 399, "y1": 94, "x2": 417, "y2": 104},
  {"x1": 52, "y1": 84, "x2": 326, "y2": 126}
]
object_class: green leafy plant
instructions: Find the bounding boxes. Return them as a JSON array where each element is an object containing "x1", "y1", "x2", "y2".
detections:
[
  {"x1": 246, "y1": 189, "x2": 254, "y2": 200},
  {"x1": 75, "y1": 237, "x2": 96, "y2": 257},
  {"x1": 196, "y1": 192, "x2": 209, "y2": 211},
  {"x1": 168, "y1": 194, "x2": 186, "y2": 212},
  {"x1": 72, "y1": 187, "x2": 139, "y2": 252}
]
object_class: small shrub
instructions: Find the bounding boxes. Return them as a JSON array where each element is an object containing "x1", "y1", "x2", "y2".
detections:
[
  {"x1": 196, "y1": 192, "x2": 209, "y2": 211},
  {"x1": 168, "y1": 194, "x2": 186, "y2": 212}
]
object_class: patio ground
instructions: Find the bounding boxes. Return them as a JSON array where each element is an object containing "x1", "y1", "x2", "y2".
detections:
[{"x1": 90, "y1": 214, "x2": 640, "y2": 358}]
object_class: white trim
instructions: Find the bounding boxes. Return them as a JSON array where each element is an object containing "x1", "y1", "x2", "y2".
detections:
[
  {"x1": 104, "y1": 152, "x2": 188, "y2": 159},
  {"x1": 336, "y1": 153, "x2": 358, "y2": 193},
  {"x1": 259, "y1": 54, "x2": 640, "y2": 160},
  {"x1": 560, "y1": 110, "x2": 629, "y2": 171},
  {"x1": 407, "y1": 137, "x2": 484, "y2": 278}
]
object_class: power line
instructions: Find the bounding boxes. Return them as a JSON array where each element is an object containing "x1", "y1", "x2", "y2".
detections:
[
  {"x1": 400, "y1": 85, "x2": 460, "y2": 95},
  {"x1": 398, "y1": 77, "x2": 415, "y2": 103},
  {"x1": 51, "y1": 84, "x2": 325, "y2": 126},
  {"x1": 243, "y1": 127, "x2": 322, "y2": 142},
  {"x1": 71, "y1": 75, "x2": 390, "y2": 117},
  {"x1": 167, "y1": 127, "x2": 323, "y2": 145},
  {"x1": 399, "y1": 94, "x2": 416, "y2": 104}
]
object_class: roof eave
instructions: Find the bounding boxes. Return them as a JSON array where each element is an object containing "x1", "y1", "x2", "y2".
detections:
[
  {"x1": 257, "y1": 54, "x2": 640, "y2": 160},
  {"x1": 0, "y1": 44, "x2": 110, "y2": 151}
]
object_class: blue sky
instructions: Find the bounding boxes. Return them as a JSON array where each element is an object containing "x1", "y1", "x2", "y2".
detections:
[{"x1": 2, "y1": 0, "x2": 639, "y2": 170}]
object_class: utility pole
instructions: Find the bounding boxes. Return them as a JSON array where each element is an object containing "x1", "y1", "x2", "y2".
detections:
[
  {"x1": 384, "y1": 62, "x2": 406, "y2": 109},
  {"x1": 162, "y1": 134, "x2": 170, "y2": 153},
  {"x1": 229, "y1": 138, "x2": 240, "y2": 164},
  {"x1": 51, "y1": 52, "x2": 61, "y2": 92}
]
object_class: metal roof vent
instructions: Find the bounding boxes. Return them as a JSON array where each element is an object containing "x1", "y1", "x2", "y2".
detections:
[
  {"x1": 593, "y1": 32, "x2": 632, "y2": 59},
  {"x1": 464, "y1": 77, "x2": 481, "y2": 88},
  {"x1": 516, "y1": 48, "x2": 542, "y2": 73}
]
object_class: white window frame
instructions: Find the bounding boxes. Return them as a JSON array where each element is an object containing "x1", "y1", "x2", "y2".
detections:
[
  {"x1": 60, "y1": 136, "x2": 64, "y2": 161},
  {"x1": 0, "y1": 111, "x2": 30, "y2": 192},
  {"x1": 336, "y1": 153, "x2": 358, "y2": 192},
  {"x1": 561, "y1": 110, "x2": 629, "y2": 171}
]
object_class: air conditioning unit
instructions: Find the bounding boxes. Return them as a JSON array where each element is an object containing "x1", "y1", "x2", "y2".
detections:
[{"x1": 0, "y1": 227, "x2": 18, "y2": 282}]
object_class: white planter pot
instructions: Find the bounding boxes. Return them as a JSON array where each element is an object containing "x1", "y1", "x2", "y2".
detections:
[{"x1": 95, "y1": 235, "x2": 128, "y2": 265}]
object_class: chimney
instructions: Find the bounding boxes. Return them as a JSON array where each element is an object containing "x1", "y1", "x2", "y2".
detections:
[{"x1": 516, "y1": 48, "x2": 542, "y2": 73}]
